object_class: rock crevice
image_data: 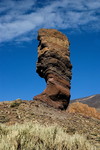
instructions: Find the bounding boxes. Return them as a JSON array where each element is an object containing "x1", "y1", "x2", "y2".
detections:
[{"x1": 34, "y1": 29, "x2": 72, "y2": 110}]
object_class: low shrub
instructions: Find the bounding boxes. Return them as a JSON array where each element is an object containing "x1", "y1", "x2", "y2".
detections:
[
  {"x1": 0, "y1": 122, "x2": 96, "y2": 150},
  {"x1": 10, "y1": 99, "x2": 22, "y2": 108},
  {"x1": 68, "y1": 102, "x2": 100, "y2": 119}
]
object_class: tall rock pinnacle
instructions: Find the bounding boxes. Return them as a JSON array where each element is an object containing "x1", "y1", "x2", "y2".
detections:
[{"x1": 34, "y1": 29, "x2": 72, "y2": 110}]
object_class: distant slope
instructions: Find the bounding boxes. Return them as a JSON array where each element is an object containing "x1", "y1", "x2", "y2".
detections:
[{"x1": 71, "y1": 94, "x2": 100, "y2": 110}]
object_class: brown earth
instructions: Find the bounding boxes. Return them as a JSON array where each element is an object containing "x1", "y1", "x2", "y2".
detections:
[{"x1": 0, "y1": 99, "x2": 100, "y2": 149}]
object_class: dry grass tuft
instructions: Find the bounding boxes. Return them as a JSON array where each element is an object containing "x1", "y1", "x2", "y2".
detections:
[
  {"x1": 0, "y1": 122, "x2": 96, "y2": 150},
  {"x1": 68, "y1": 102, "x2": 100, "y2": 119}
]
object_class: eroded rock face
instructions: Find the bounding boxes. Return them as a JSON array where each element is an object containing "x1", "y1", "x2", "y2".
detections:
[{"x1": 33, "y1": 29, "x2": 72, "y2": 110}]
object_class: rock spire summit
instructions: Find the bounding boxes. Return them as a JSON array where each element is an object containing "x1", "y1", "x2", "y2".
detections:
[{"x1": 34, "y1": 29, "x2": 72, "y2": 110}]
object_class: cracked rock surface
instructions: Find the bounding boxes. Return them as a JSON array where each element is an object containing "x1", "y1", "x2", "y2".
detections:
[{"x1": 34, "y1": 29, "x2": 72, "y2": 110}]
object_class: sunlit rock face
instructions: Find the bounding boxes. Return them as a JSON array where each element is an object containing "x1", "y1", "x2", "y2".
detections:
[{"x1": 33, "y1": 29, "x2": 72, "y2": 110}]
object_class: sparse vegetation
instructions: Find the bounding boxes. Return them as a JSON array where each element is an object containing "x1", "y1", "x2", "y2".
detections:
[
  {"x1": 0, "y1": 100, "x2": 100, "y2": 149},
  {"x1": 0, "y1": 115, "x2": 10, "y2": 123},
  {"x1": 0, "y1": 122, "x2": 96, "y2": 150},
  {"x1": 10, "y1": 99, "x2": 22, "y2": 108},
  {"x1": 68, "y1": 102, "x2": 100, "y2": 119}
]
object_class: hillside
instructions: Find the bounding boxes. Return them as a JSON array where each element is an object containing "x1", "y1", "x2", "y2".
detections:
[
  {"x1": 71, "y1": 94, "x2": 100, "y2": 111},
  {"x1": 0, "y1": 99, "x2": 100, "y2": 149}
]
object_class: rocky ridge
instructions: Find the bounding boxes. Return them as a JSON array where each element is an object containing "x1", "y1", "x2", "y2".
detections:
[{"x1": 71, "y1": 94, "x2": 100, "y2": 112}]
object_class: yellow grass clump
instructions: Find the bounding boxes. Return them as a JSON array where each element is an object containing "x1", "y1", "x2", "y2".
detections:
[
  {"x1": 68, "y1": 102, "x2": 100, "y2": 119},
  {"x1": 0, "y1": 122, "x2": 96, "y2": 150}
]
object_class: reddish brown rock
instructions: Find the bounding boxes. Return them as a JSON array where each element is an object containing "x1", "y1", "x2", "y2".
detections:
[{"x1": 33, "y1": 29, "x2": 72, "y2": 110}]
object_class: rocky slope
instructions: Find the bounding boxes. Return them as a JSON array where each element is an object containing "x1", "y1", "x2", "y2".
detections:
[
  {"x1": 0, "y1": 99, "x2": 100, "y2": 149},
  {"x1": 71, "y1": 94, "x2": 100, "y2": 111}
]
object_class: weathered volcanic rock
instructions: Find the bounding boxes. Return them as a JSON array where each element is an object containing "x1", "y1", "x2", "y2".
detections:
[{"x1": 33, "y1": 29, "x2": 72, "y2": 110}]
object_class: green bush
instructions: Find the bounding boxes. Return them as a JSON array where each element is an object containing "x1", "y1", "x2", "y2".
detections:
[{"x1": 10, "y1": 99, "x2": 22, "y2": 108}]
